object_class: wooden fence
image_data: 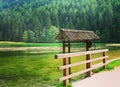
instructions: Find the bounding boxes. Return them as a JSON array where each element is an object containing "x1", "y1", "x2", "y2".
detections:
[{"x1": 55, "y1": 49, "x2": 109, "y2": 86}]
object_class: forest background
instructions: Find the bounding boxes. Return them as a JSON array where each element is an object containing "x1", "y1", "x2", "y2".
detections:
[{"x1": 0, "y1": 0, "x2": 120, "y2": 43}]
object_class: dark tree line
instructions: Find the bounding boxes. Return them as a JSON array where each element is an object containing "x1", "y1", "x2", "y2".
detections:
[{"x1": 0, "y1": 0, "x2": 120, "y2": 42}]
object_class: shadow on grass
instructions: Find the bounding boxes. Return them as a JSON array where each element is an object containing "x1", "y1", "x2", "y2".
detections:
[
  {"x1": 0, "y1": 51, "x2": 26, "y2": 57},
  {"x1": 107, "y1": 46, "x2": 120, "y2": 51}
]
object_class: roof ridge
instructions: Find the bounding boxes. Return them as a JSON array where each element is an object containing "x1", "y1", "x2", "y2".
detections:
[
  {"x1": 60, "y1": 29, "x2": 93, "y2": 33},
  {"x1": 56, "y1": 29, "x2": 99, "y2": 42}
]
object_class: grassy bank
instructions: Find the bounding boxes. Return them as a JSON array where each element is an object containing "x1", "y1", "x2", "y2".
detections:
[
  {"x1": 0, "y1": 41, "x2": 106, "y2": 47},
  {"x1": 93, "y1": 58, "x2": 120, "y2": 73},
  {"x1": 0, "y1": 41, "x2": 120, "y2": 87},
  {"x1": 0, "y1": 52, "x2": 62, "y2": 87},
  {"x1": 0, "y1": 41, "x2": 62, "y2": 47},
  {"x1": 106, "y1": 59, "x2": 120, "y2": 70}
]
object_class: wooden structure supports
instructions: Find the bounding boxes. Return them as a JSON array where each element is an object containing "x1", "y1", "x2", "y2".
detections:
[
  {"x1": 86, "y1": 41, "x2": 92, "y2": 77},
  {"x1": 55, "y1": 29, "x2": 100, "y2": 86},
  {"x1": 86, "y1": 54, "x2": 92, "y2": 77},
  {"x1": 62, "y1": 41, "x2": 96, "y2": 85},
  {"x1": 62, "y1": 41, "x2": 71, "y2": 85},
  {"x1": 55, "y1": 49, "x2": 109, "y2": 85}
]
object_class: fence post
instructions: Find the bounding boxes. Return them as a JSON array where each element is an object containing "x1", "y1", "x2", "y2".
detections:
[
  {"x1": 103, "y1": 51, "x2": 106, "y2": 69},
  {"x1": 86, "y1": 54, "x2": 92, "y2": 77},
  {"x1": 86, "y1": 41, "x2": 92, "y2": 77},
  {"x1": 63, "y1": 42, "x2": 69, "y2": 86},
  {"x1": 68, "y1": 42, "x2": 71, "y2": 81}
]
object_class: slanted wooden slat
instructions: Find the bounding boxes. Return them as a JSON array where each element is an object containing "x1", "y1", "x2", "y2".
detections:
[
  {"x1": 55, "y1": 49, "x2": 108, "y2": 59},
  {"x1": 59, "y1": 63, "x2": 107, "y2": 82},
  {"x1": 59, "y1": 56, "x2": 108, "y2": 70}
]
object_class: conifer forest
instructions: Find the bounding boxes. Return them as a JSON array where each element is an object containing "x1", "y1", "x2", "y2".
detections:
[{"x1": 0, "y1": 0, "x2": 120, "y2": 42}]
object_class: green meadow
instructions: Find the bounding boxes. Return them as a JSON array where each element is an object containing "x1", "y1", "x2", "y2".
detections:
[{"x1": 0, "y1": 42, "x2": 120, "y2": 87}]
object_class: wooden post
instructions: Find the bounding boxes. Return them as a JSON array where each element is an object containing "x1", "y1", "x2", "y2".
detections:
[
  {"x1": 68, "y1": 42, "x2": 71, "y2": 82},
  {"x1": 63, "y1": 41, "x2": 69, "y2": 86},
  {"x1": 86, "y1": 41, "x2": 92, "y2": 77},
  {"x1": 86, "y1": 41, "x2": 92, "y2": 51},
  {"x1": 103, "y1": 51, "x2": 106, "y2": 69},
  {"x1": 86, "y1": 54, "x2": 92, "y2": 77},
  {"x1": 63, "y1": 41, "x2": 65, "y2": 53},
  {"x1": 86, "y1": 42, "x2": 89, "y2": 51},
  {"x1": 68, "y1": 42, "x2": 71, "y2": 75}
]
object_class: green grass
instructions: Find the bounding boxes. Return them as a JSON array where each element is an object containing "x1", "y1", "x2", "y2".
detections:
[
  {"x1": 0, "y1": 52, "x2": 63, "y2": 87},
  {"x1": 56, "y1": 82, "x2": 72, "y2": 87},
  {"x1": 0, "y1": 41, "x2": 106, "y2": 47},
  {"x1": 0, "y1": 41, "x2": 62, "y2": 47},
  {"x1": 93, "y1": 59, "x2": 120, "y2": 73},
  {"x1": 106, "y1": 59, "x2": 120, "y2": 70},
  {"x1": 0, "y1": 41, "x2": 120, "y2": 87}
]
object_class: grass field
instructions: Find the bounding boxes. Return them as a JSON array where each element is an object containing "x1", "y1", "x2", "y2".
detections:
[
  {"x1": 0, "y1": 41, "x2": 62, "y2": 47},
  {"x1": 0, "y1": 41, "x2": 120, "y2": 87},
  {"x1": 0, "y1": 41, "x2": 106, "y2": 47},
  {"x1": 0, "y1": 53, "x2": 62, "y2": 87}
]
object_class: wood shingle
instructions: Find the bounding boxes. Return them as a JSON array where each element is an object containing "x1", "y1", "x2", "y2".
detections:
[{"x1": 56, "y1": 29, "x2": 99, "y2": 42}]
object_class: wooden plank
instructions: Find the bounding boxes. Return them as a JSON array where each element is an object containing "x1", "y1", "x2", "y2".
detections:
[
  {"x1": 59, "y1": 63, "x2": 107, "y2": 82},
  {"x1": 55, "y1": 49, "x2": 109, "y2": 59},
  {"x1": 107, "y1": 58, "x2": 120, "y2": 63},
  {"x1": 59, "y1": 56, "x2": 108, "y2": 70}
]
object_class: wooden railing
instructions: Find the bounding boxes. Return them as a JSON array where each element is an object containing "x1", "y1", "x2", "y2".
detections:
[{"x1": 55, "y1": 49, "x2": 109, "y2": 86}]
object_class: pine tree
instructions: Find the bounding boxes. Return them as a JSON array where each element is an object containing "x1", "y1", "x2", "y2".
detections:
[{"x1": 22, "y1": 30, "x2": 28, "y2": 42}]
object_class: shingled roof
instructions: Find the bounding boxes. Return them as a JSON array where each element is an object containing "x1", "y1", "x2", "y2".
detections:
[{"x1": 55, "y1": 29, "x2": 99, "y2": 42}]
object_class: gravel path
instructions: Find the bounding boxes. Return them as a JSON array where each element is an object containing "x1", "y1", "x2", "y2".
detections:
[{"x1": 72, "y1": 67, "x2": 120, "y2": 87}]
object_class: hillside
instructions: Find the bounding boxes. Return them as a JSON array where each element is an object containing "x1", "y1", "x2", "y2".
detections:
[{"x1": 0, "y1": 0, "x2": 120, "y2": 42}]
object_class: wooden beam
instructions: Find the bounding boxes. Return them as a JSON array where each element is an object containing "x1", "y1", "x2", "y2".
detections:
[
  {"x1": 86, "y1": 54, "x2": 92, "y2": 77},
  {"x1": 68, "y1": 42, "x2": 71, "y2": 75},
  {"x1": 86, "y1": 41, "x2": 92, "y2": 76},
  {"x1": 86, "y1": 41, "x2": 91, "y2": 51},
  {"x1": 59, "y1": 56, "x2": 108, "y2": 70},
  {"x1": 55, "y1": 49, "x2": 109, "y2": 59},
  {"x1": 63, "y1": 58, "x2": 69, "y2": 85},
  {"x1": 67, "y1": 41, "x2": 71, "y2": 82},
  {"x1": 58, "y1": 63, "x2": 107, "y2": 82},
  {"x1": 63, "y1": 41, "x2": 65, "y2": 53},
  {"x1": 62, "y1": 41, "x2": 69, "y2": 85}
]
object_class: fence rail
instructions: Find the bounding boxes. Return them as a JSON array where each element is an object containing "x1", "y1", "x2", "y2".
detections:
[{"x1": 55, "y1": 49, "x2": 109, "y2": 86}]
